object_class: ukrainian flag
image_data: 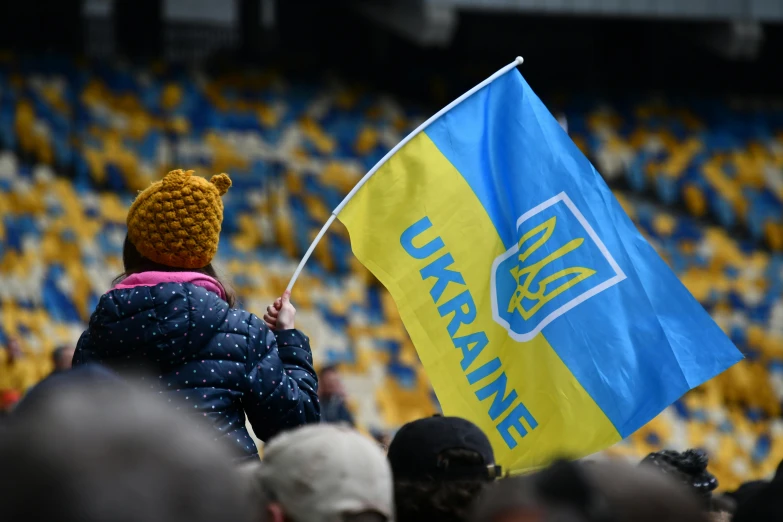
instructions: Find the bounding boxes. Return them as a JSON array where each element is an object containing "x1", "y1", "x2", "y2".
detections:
[{"x1": 337, "y1": 59, "x2": 742, "y2": 472}]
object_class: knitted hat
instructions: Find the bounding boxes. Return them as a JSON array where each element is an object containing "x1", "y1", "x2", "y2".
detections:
[{"x1": 127, "y1": 169, "x2": 232, "y2": 269}]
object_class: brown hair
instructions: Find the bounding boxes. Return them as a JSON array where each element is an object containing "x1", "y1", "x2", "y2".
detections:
[
  {"x1": 116, "y1": 235, "x2": 237, "y2": 308},
  {"x1": 394, "y1": 448, "x2": 488, "y2": 522}
]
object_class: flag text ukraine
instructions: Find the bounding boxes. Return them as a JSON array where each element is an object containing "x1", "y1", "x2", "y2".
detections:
[{"x1": 401, "y1": 215, "x2": 539, "y2": 449}]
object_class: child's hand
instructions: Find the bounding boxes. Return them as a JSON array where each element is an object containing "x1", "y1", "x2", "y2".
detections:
[{"x1": 263, "y1": 291, "x2": 296, "y2": 331}]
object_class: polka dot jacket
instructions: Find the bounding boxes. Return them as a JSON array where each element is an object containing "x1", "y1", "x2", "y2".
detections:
[{"x1": 73, "y1": 282, "x2": 320, "y2": 459}]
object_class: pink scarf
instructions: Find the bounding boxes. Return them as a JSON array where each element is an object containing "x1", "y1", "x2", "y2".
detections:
[{"x1": 112, "y1": 271, "x2": 227, "y2": 300}]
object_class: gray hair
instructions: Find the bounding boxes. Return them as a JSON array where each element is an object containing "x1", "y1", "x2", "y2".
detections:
[{"x1": 0, "y1": 379, "x2": 256, "y2": 522}]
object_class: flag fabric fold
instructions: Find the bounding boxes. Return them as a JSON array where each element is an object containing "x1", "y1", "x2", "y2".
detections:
[{"x1": 338, "y1": 65, "x2": 742, "y2": 472}]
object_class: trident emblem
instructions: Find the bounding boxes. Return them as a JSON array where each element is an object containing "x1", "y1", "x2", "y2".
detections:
[{"x1": 507, "y1": 216, "x2": 596, "y2": 321}]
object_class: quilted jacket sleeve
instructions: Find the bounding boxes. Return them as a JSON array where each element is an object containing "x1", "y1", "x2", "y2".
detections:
[
  {"x1": 73, "y1": 329, "x2": 90, "y2": 366},
  {"x1": 241, "y1": 313, "x2": 320, "y2": 442}
]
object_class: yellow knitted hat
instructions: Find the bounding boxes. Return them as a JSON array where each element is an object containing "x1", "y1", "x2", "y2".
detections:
[{"x1": 127, "y1": 169, "x2": 232, "y2": 269}]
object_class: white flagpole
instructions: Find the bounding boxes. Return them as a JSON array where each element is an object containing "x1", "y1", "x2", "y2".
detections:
[{"x1": 285, "y1": 56, "x2": 524, "y2": 293}]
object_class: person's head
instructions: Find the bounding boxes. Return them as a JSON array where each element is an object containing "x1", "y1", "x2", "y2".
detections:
[
  {"x1": 639, "y1": 449, "x2": 718, "y2": 510},
  {"x1": 13, "y1": 364, "x2": 124, "y2": 415},
  {"x1": 0, "y1": 378, "x2": 255, "y2": 522},
  {"x1": 731, "y1": 458, "x2": 783, "y2": 522},
  {"x1": 119, "y1": 169, "x2": 236, "y2": 307},
  {"x1": 472, "y1": 460, "x2": 710, "y2": 522},
  {"x1": 248, "y1": 424, "x2": 393, "y2": 522},
  {"x1": 724, "y1": 479, "x2": 766, "y2": 510},
  {"x1": 319, "y1": 364, "x2": 344, "y2": 398},
  {"x1": 388, "y1": 416, "x2": 499, "y2": 522},
  {"x1": 52, "y1": 345, "x2": 75, "y2": 371}
]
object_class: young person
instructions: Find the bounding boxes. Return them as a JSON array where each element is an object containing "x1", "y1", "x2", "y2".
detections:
[{"x1": 73, "y1": 169, "x2": 319, "y2": 459}]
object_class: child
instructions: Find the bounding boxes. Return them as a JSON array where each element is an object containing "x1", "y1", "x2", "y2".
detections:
[{"x1": 73, "y1": 169, "x2": 319, "y2": 459}]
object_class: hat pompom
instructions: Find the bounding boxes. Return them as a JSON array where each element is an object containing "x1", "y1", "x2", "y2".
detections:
[
  {"x1": 211, "y1": 173, "x2": 232, "y2": 196},
  {"x1": 162, "y1": 169, "x2": 193, "y2": 187}
]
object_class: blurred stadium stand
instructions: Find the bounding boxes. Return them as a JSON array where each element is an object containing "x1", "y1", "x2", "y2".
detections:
[{"x1": 0, "y1": 0, "x2": 782, "y2": 491}]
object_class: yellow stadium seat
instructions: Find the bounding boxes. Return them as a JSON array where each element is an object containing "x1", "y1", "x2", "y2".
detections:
[
  {"x1": 161, "y1": 83, "x2": 183, "y2": 111},
  {"x1": 301, "y1": 118, "x2": 336, "y2": 155},
  {"x1": 355, "y1": 127, "x2": 379, "y2": 156},
  {"x1": 765, "y1": 221, "x2": 783, "y2": 251},
  {"x1": 652, "y1": 212, "x2": 677, "y2": 237}
]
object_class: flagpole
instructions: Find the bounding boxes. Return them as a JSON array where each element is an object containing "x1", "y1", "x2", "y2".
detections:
[{"x1": 285, "y1": 56, "x2": 524, "y2": 293}]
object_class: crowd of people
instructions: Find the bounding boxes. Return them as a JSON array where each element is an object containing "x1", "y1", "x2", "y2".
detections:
[{"x1": 3, "y1": 372, "x2": 783, "y2": 522}]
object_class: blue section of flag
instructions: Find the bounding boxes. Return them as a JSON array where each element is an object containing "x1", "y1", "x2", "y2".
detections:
[
  {"x1": 493, "y1": 195, "x2": 622, "y2": 342},
  {"x1": 425, "y1": 68, "x2": 742, "y2": 436}
]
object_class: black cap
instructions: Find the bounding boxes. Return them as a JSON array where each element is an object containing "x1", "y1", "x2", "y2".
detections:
[{"x1": 387, "y1": 416, "x2": 498, "y2": 481}]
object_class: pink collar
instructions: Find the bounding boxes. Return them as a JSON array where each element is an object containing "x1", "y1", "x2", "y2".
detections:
[{"x1": 112, "y1": 271, "x2": 227, "y2": 300}]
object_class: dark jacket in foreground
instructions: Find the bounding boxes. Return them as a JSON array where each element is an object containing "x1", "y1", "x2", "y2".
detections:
[{"x1": 73, "y1": 282, "x2": 320, "y2": 458}]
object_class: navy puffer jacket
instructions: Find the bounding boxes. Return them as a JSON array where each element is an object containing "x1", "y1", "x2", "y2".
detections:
[{"x1": 73, "y1": 281, "x2": 320, "y2": 459}]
